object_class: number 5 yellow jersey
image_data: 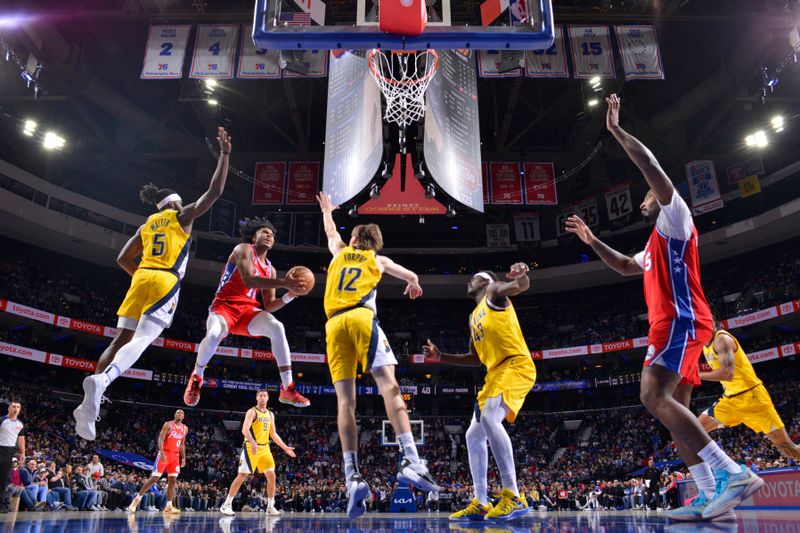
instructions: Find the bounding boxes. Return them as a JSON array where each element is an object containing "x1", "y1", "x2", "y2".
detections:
[
  {"x1": 139, "y1": 209, "x2": 192, "y2": 278},
  {"x1": 324, "y1": 246, "x2": 382, "y2": 318}
]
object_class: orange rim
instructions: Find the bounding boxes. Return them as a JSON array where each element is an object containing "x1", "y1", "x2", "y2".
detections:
[{"x1": 367, "y1": 49, "x2": 439, "y2": 87}]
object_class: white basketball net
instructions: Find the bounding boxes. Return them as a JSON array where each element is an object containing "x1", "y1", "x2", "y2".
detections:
[{"x1": 368, "y1": 49, "x2": 439, "y2": 127}]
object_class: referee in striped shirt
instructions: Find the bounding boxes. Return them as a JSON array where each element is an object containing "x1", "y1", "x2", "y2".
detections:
[{"x1": 1, "y1": 400, "x2": 25, "y2": 513}]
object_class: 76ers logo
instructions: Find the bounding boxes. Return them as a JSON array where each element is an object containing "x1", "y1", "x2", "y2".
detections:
[
  {"x1": 645, "y1": 344, "x2": 656, "y2": 363},
  {"x1": 400, "y1": 0, "x2": 413, "y2": 6}
]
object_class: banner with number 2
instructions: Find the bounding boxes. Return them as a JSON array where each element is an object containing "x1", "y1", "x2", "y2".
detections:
[
  {"x1": 190, "y1": 25, "x2": 238, "y2": 79},
  {"x1": 141, "y1": 25, "x2": 190, "y2": 80}
]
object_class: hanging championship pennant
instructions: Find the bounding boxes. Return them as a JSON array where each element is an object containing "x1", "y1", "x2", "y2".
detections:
[
  {"x1": 477, "y1": 51, "x2": 522, "y2": 78},
  {"x1": 513, "y1": 213, "x2": 541, "y2": 242},
  {"x1": 189, "y1": 25, "x2": 238, "y2": 79},
  {"x1": 685, "y1": 160, "x2": 724, "y2": 215},
  {"x1": 738, "y1": 175, "x2": 761, "y2": 198},
  {"x1": 523, "y1": 162, "x2": 558, "y2": 205},
  {"x1": 286, "y1": 162, "x2": 320, "y2": 205},
  {"x1": 282, "y1": 50, "x2": 329, "y2": 78},
  {"x1": 556, "y1": 197, "x2": 598, "y2": 237},
  {"x1": 482, "y1": 162, "x2": 490, "y2": 205},
  {"x1": 614, "y1": 25, "x2": 664, "y2": 80},
  {"x1": 525, "y1": 25, "x2": 569, "y2": 78},
  {"x1": 568, "y1": 25, "x2": 615, "y2": 79},
  {"x1": 604, "y1": 182, "x2": 632, "y2": 220},
  {"x1": 490, "y1": 162, "x2": 523, "y2": 204},
  {"x1": 252, "y1": 162, "x2": 286, "y2": 205},
  {"x1": 140, "y1": 25, "x2": 190, "y2": 80},
  {"x1": 237, "y1": 25, "x2": 281, "y2": 79}
]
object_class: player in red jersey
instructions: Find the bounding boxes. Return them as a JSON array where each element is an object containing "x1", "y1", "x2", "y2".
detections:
[
  {"x1": 183, "y1": 217, "x2": 311, "y2": 408},
  {"x1": 565, "y1": 95, "x2": 762, "y2": 521},
  {"x1": 128, "y1": 409, "x2": 188, "y2": 514}
]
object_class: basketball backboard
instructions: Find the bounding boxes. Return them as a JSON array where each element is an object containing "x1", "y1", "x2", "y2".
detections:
[{"x1": 253, "y1": 0, "x2": 554, "y2": 51}]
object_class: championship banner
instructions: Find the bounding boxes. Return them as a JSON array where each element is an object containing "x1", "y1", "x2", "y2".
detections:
[
  {"x1": 236, "y1": 25, "x2": 281, "y2": 79},
  {"x1": 556, "y1": 197, "x2": 599, "y2": 237},
  {"x1": 286, "y1": 162, "x2": 320, "y2": 205},
  {"x1": 477, "y1": 50, "x2": 522, "y2": 78},
  {"x1": 189, "y1": 25, "x2": 238, "y2": 79},
  {"x1": 282, "y1": 50, "x2": 329, "y2": 78},
  {"x1": 513, "y1": 213, "x2": 541, "y2": 242},
  {"x1": 489, "y1": 162, "x2": 523, "y2": 204},
  {"x1": 604, "y1": 182, "x2": 633, "y2": 220},
  {"x1": 685, "y1": 160, "x2": 724, "y2": 215},
  {"x1": 726, "y1": 163, "x2": 746, "y2": 184},
  {"x1": 252, "y1": 162, "x2": 286, "y2": 205},
  {"x1": 614, "y1": 25, "x2": 664, "y2": 80},
  {"x1": 140, "y1": 25, "x2": 190, "y2": 80},
  {"x1": 568, "y1": 25, "x2": 615, "y2": 79},
  {"x1": 482, "y1": 162, "x2": 490, "y2": 205},
  {"x1": 525, "y1": 25, "x2": 569, "y2": 78},
  {"x1": 523, "y1": 162, "x2": 558, "y2": 205}
]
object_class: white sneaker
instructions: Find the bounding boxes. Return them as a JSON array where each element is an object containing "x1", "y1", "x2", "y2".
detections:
[
  {"x1": 346, "y1": 473, "x2": 370, "y2": 519},
  {"x1": 148, "y1": 506, "x2": 157, "y2": 511},
  {"x1": 75, "y1": 375, "x2": 107, "y2": 441},
  {"x1": 266, "y1": 506, "x2": 281, "y2": 516},
  {"x1": 220, "y1": 503, "x2": 235, "y2": 516},
  {"x1": 397, "y1": 457, "x2": 441, "y2": 492}
]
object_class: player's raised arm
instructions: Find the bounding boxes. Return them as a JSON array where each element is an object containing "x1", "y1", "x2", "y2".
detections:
[
  {"x1": 377, "y1": 256, "x2": 423, "y2": 299},
  {"x1": 699, "y1": 334, "x2": 736, "y2": 382},
  {"x1": 177, "y1": 127, "x2": 232, "y2": 228},
  {"x1": 241, "y1": 408, "x2": 258, "y2": 455},
  {"x1": 489, "y1": 262, "x2": 531, "y2": 305},
  {"x1": 317, "y1": 192, "x2": 345, "y2": 255},
  {"x1": 268, "y1": 412, "x2": 296, "y2": 458},
  {"x1": 565, "y1": 215, "x2": 642, "y2": 276},
  {"x1": 231, "y1": 243, "x2": 306, "y2": 293},
  {"x1": 423, "y1": 339, "x2": 481, "y2": 367},
  {"x1": 606, "y1": 94, "x2": 673, "y2": 205},
  {"x1": 116, "y1": 226, "x2": 144, "y2": 277}
]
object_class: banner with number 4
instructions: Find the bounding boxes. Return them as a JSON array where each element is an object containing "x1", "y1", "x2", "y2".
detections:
[
  {"x1": 141, "y1": 25, "x2": 190, "y2": 80},
  {"x1": 190, "y1": 25, "x2": 238, "y2": 79}
]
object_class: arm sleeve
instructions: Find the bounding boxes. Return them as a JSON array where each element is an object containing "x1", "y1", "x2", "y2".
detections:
[
  {"x1": 655, "y1": 191, "x2": 694, "y2": 241},
  {"x1": 633, "y1": 251, "x2": 646, "y2": 269}
]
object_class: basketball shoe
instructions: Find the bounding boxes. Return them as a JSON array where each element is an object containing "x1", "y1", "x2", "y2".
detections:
[
  {"x1": 668, "y1": 493, "x2": 736, "y2": 521},
  {"x1": 346, "y1": 473, "x2": 370, "y2": 519},
  {"x1": 127, "y1": 496, "x2": 141, "y2": 514},
  {"x1": 449, "y1": 499, "x2": 493, "y2": 521},
  {"x1": 485, "y1": 489, "x2": 529, "y2": 521},
  {"x1": 266, "y1": 506, "x2": 281, "y2": 516},
  {"x1": 397, "y1": 458, "x2": 441, "y2": 492},
  {"x1": 183, "y1": 373, "x2": 203, "y2": 407},
  {"x1": 74, "y1": 374, "x2": 108, "y2": 441},
  {"x1": 220, "y1": 502, "x2": 235, "y2": 516},
  {"x1": 702, "y1": 466, "x2": 763, "y2": 519},
  {"x1": 279, "y1": 383, "x2": 310, "y2": 408}
]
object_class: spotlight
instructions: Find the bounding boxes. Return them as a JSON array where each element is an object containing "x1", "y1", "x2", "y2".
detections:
[
  {"x1": 425, "y1": 184, "x2": 436, "y2": 199},
  {"x1": 204, "y1": 79, "x2": 218, "y2": 89},
  {"x1": 589, "y1": 76, "x2": 601, "y2": 86},
  {"x1": 348, "y1": 206, "x2": 358, "y2": 218},
  {"x1": 446, "y1": 205, "x2": 456, "y2": 218},
  {"x1": 587, "y1": 98, "x2": 599, "y2": 107},
  {"x1": 22, "y1": 119, "x2": 36, "y2": 136},
  {"x1": 369, "y1": 183, "x2": 380, "y2": 199},
  {"x1": 771, "y1": 115, "x2": 784, "y2": 132},
  {"x1": 207, "y1": 98, "x2": 219, "y2": 106},
  {"x1": 42, "y1": 131, "x2": 65, "y2": 150},
  {"x1": 419, "y1": 215, "x2": 425, "y2": 224},
  {"x1": 745, "y1": 130, "x2": 768, "y2": 148}
]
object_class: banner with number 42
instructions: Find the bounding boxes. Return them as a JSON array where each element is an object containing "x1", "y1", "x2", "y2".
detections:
[
  {"x1": 604, "y1": 183, "x2": 633, "y2": 221},
  {"x1": 190, "y1": 25, "x2": 238, "y2": 79}
]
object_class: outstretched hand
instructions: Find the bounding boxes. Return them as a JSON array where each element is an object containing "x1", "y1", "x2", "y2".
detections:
[
  {"x1": 606, "y1": 93, "x2": 621, "y2": 131},
  {"x1": 217, "y1": 126, "x2": 232, "y2": 154},
  {"x1": 316, "y1": 192, "x2": 338, "y2": 213},
  {"x1": 506, "y1": 262, "x2": 529, "y2": 280},
  {"x1": 422, "y1": 339, "x2": 441, "y2": 362},
  {"x1": 564, "y1": 215, "x2": 595, "y2": 245},
  {"x1": 283, "y1": 446, "x2": 296, "y2": 458},
  {"x1": 404, "y1": 282, "x2": 423, "y2": 300}
]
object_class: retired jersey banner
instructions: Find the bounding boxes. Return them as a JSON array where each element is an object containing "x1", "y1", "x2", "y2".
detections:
[
  {"x1": 513, "y1": 213, "x2": 541, "y2": 242},
  {"x1": 283, "y1": 50, "x2": 329, "y2": 78},
  {"x1": 523, "y1": 163, "x2": 558, "y2": 205},
  {"x1": 252, "y1": 162, "x2": 286, "y2": 205},
  {"x1": 237, "y1": 25, "x2": 281, "y2": 79},
  {"x1": 189, "y1": 25, "x2": 238, "y2": 79},
  {"x1": 556, "y1": 197, "x2": 599, "y2": 237},
  {"x1": 568, "y1": 26, "x2": 615, "y2": 79},
  {"x1": 614, "y1": 25, "x2": 664, "y2": 80},
  {"x1": 685, "y1": 160, "x2": 724, "y2": 215},
  {"x1": 477, "y1": 50, "x2": 522, "y2": 78},
  {"x1": 525, "y1": 25, "x2": 569, "y2": 78},
  {"x1": 490, "y1": 162, "x2": 523, "y2": 204},
  {"x1": 286, "y1": 162, "x2": 320, "y2": 205},
  {"x1": 140, "y1": 25, "x2": 190, "y2": 79},
  {"x1": 604, "y1": 182, "x2": 633, "y2": 220},
  {"x1": 486, "y1": 223, "x2": 511, "y2": 248}
]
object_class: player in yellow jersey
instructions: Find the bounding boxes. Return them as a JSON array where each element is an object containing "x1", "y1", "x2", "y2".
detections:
[
  {"x1": 220, "y1": 389, "x2": 296, "y2": 517},
  {"x1": 424, "y1": 265, "x2": 535, "y2": 522},
  {"x1": 73, "y1": 127, "x2": 232, "y2": 441},
  {"x1": 698, "y1": 328, "x2": 800, "y2": 459},
  {"x1": 317, "y1": 192, "x2": 440, "y2": 519}
]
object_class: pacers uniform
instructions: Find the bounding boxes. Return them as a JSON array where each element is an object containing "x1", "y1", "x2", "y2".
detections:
[
  {"x1": 703, "y1": 330, "x2": 784, "y2": 434},
  {"x1": 153, "y1": 421, "x2": 188, "y2": 476},
  {"x1": 323, "y1": 246, "x2": 397, "y2": 382},
  {"x1": 117, "y1": 209, "x2": 191, "y2": 329},
  {"x1": 471, "y1": 295, "x2": 536, "y2": 423},
  {"x1": 239, "y1": 408, "x2": 275, "y2": 474},
  {"x1": 211, "y1": 245, "x2": 273, "y2": 336},
  {"x1": 633, "y1": 192, "x2": 713, "y2": 385}
]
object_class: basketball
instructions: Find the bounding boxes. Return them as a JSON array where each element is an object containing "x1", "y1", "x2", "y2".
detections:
[{"x1": 286, "y1": 266, "x2": 315, "y2": 295}]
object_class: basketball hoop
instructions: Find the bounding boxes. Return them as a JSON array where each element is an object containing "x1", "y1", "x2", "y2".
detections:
[{"x1": 367, "y1": 49, "x2": 439, "y2": 127}]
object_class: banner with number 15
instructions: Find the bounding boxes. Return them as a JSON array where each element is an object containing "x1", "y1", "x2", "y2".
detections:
[
  {"x1": 141, "y1": 25, "x2": 190, "y2": 80},
  {"x1": 190, "y1": 25, "x2": 238, "y2": 79}
]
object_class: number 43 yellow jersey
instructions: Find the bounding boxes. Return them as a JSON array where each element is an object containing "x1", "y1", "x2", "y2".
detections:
[
  {"x1": 139, "y1": 209, "x2": 191, "y2": 278},
  {"x1": 324, "y1": 246, "x2": 382, "y2": 318}
]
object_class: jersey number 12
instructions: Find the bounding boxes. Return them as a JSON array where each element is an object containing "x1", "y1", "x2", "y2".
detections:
[{"x1": 337, "y1": 267, "x2": 362, "y2": 292}]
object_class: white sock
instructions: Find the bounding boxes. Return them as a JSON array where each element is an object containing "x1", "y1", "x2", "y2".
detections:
[
  {"x1": 481, "y1": 396, "x2": 519, "y2": 496},
  {"x1": 466, "y1": 414, "x2": 489, "y2": 506},
  {"x1": 398, "y1": 432, "x2": 420, "y2": 462},
  {"x1": 224, "y1": 496, "x2": 233, "y2": 506},
  {"x1": 194, "y1": 364, "x2": 206, "y2": 379},
  {"x1": 100, "y1": 367, "x2": 116, "y2": 386},
  {"x1": 697, "y1": 441, "x2": 741, "y2": 475},
  {"x1": 268, "y1": 498, "x2": 274, "y2": 508},
  {"x1": 195, "y1": 314, "x2": 227, "y2": 378},
  {"x1": 280, "y1": 370, "x2": 293, "y2": 389},
  {"x1": 688, "y1": 462, "x2": 717, "y2": 499},
  {"x1": 102, "y1": 317, "x2": 164, "y2": 384},
  {"x1": 343, "y1": 450, "x2": 358, "y2": 480}
]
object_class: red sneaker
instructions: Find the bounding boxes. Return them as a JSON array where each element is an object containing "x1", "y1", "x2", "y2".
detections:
[
  {"x1": 279, "y1": 382, "x2": 310, "y2": 408},
  {"x1": 183, "y1": 373, "x2": 203, "y2": 407}
]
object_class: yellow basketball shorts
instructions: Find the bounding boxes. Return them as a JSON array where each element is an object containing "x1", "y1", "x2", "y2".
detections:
[
  {"x1": 705, "y1": 384, "x2": 785, "y2": 434},
  {"x1": 325, "y1": 307, "x2": 397, "y2": 383},
  {"x1": 116, "y1": 268, "x2": 180, "y2": 329},
  {"x1": 477, "y1": 355, "x2": 537, "y2": 423},
  {"x1": 238, "y1": 442, "x2": 275, "y2": 474}
]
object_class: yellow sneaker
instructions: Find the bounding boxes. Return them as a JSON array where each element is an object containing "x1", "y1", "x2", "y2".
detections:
[
  {"x1": 485, "y1": 489, "x2": 529, "y2": 521},
  {"x1": 449, "y1": 498, "x2": 493, "y2": 521}
]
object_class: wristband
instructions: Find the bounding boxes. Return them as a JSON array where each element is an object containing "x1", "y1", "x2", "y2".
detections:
[
  {"x1": 281, "y1": 293, "x2": 295, "y2": 304},
  {"x1": 221, "y1": 151, "x2": 231, "y2": 155}
]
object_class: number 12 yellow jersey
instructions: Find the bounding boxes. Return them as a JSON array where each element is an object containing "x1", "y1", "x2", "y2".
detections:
[{"x1": 324, "y1": 246, "x2": 382, "y2": 318}]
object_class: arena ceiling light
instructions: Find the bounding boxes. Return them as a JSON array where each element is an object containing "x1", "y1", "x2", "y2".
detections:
[
  {"x1": 22, "y1": 119, "x2": 36, "y2": 136},
  {"x1": 42, "y1": 131, "x2": 66, "y2": 150},
  {"x1": 771, "y1": 115, "x2": 785, "y2": 132},
  {"x1": 207, "y1": 98, "x2": 219, "y2": 106},
  {"x1": 587, "y1": 98, "x2": 599, "y2": 107},
  {"x1": 744, "y1": 130, "x2": 768, "y2": 148},
  {"x1": 204, "y1": 79, "x2": 218, "y2": 89}
]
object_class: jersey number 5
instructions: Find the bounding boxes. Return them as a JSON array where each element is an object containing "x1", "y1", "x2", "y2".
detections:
[
  {"x1": 152, "y1": 233, "x2": 166, "y2": 257},
  {"x1": 337, "y1": 267, "x2": 362, "y2": 292}
]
